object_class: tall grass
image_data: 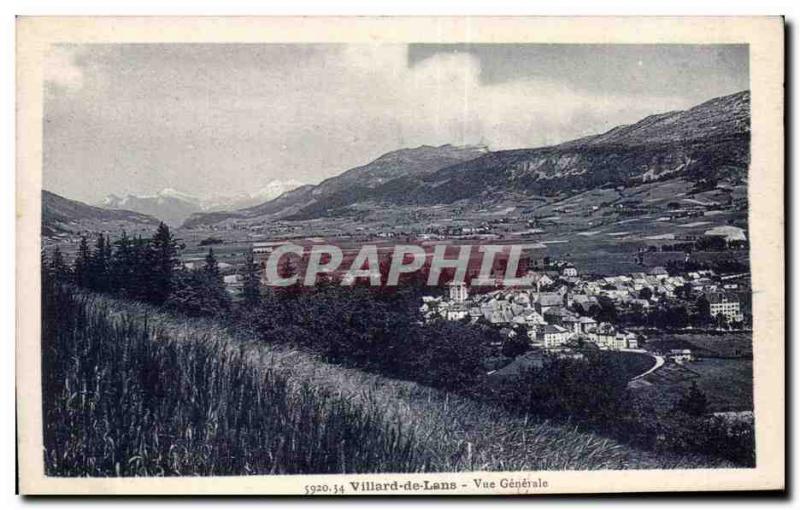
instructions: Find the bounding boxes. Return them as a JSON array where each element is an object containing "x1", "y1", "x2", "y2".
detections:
[
  {"x1": 42, "y1": 283, "x2": 734, "y2": 476},
  {"x1": 42, "y1": 283, "x2": 418, "y2": 476}
]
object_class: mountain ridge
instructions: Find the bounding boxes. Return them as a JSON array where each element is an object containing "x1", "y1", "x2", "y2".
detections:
[
  {"x1": 43, "y1": 190, "x2": 162, "y2": 236},
  {"x1": 182, "y1": 90, "x2": 749, "y2": 228},
  {"x1": 182, "y1": 144, "x2": 487, "y2": 228}
]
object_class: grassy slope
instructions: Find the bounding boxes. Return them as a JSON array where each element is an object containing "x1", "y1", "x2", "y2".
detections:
[{"x1": 44, "y1": 289, "x2": 735, "y2": 475}]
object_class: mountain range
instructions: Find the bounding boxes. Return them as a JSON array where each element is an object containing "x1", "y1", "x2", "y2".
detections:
[
  {"x1": 42, "y1": 91, "x2": 749, "y2": 233},
  {"x1": 182, "y1": 143, "x2": 490, "y2": 228},
  {"x1": 182, "y1": 90, "x2": 749, "y2": 228},
  {"x1": 101, "y1": 180, "x2": 305, "y2": 226},
  {"x1": 42, "y1": 190, "x2": 161, "y2": 236}
]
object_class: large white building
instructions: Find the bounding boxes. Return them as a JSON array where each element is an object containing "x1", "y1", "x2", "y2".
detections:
[
  {"x1": 540, "y1": 325, "x2": 572, "y2": 349},
  {"x1": 448, "y1": 282, "x2": 469, "y2": 303},
  {"x1": 708, "y1": 292, "x2": 744, "y2": 322}
]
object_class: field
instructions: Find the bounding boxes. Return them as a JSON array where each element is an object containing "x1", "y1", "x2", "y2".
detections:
[
  {"x1": 41, "y1": 283, "x2": 735, "y2": 476},
  {"x1": 688, "y1": 358, "x2": 754, "y2": 411},
  {"x1": 635, "y1": 333, "x2": 753, "y2": 413},
  {"x1": 636, "y1": 358, "x2": 753, "y2": 413},
  {"x1": 168, "y1": 177, "x2": 749, "y2": 278},
  {"x1": 645, "y1": 333, "x2": 753, "y2": 359}
]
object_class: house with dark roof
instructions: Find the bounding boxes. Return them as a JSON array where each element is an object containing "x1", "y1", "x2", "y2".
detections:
[
  {"x1": 534, "y1": 292, "x2": 565, "y2": 314},
  {"x1": 541, "y1": 324, "x2": 572, "y2": 349}
]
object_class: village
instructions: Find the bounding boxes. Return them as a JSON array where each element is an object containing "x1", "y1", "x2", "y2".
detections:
[{"x1": 419, "y1": 261, "x2": 749, "y2": 360}]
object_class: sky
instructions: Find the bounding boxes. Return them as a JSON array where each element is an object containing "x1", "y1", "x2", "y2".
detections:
[{"x1": 43, "y1": 43, "x2": 748, "y2": 203}]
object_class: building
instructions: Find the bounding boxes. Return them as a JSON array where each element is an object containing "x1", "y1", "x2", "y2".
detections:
[
  {"x1": 623, "y1": 332, "x2": 639, "y2": 349},
  {"x1": 534, "y1": 292, "x2": 564, "y2": 314},
  {"x1": 703, "y1": 225, "x2": 747, "y2": 245},
  {"x1": 444, "y1": 303, "x2": 469, "y2": 321},
  {"x1": 648, "y1": 266, "x2": 669, "y2": 279},
  {"x1": 223, "y1": 274, "x2": 241, "y2": 285},
  {"x1": 513, "y1": 309, "x2": 547, "y2": 328},
  {"x1": 572, "y1": 295, "x2": 599, "y2": 314},
  {"x1": 448, "y1": 281, "x2": 469, "y2": 303},
  {"x1": 223, "y1": 273, "x2": 243, "y2": 295},
  {"x1": 708, "y1": 292, "x2": 744, "y2": 322},
  {"x1": 614, "y1": 331, "x2": 638, "y2": 350},
  {"x1": 524, "y1": 271, "x2": 555, "y2": 290},
  {"x1": 543, "y1": 306, "x2": 573, "y2": 326},
  {"x1": 574, "y1": 316, "x2": 597, "y2": 334},
  {"x1": 252, "y1": 241, "x2": 290, "y2": 256},
  {"x1": 541, "y1": 325, "x2": 572, "y2": 349},
  {"x1": 562, "y1": 264, "x2": 578, "y2": 277},
  {"x1": 587, "y1": 323, "x2": 617, "y2": 349},
  {"x1": 669, "y1": 349, "x2": 693, "y2": 363}
]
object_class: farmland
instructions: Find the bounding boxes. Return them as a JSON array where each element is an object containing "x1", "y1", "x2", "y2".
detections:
[
  {"x1": 645, "y1": 332, "x2": 753, "y2": 359},
  {"x1": 635, "y1": 359, "x2": 753, "y2": 413},
  {"x1": 633, "y1": 333, "x2": 753, "y2": 413},
  {"x1": 167, "y1": 176, "x2": 749, "y2": 279}
]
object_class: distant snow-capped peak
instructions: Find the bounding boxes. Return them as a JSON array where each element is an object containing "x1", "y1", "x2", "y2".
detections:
[
  {"x1": 102, "y1": 180, "x2": 305, "y2": 213},
  {"x1": 156, "y1": 188, "x2": 200, "y2": 203},
  {"x1": 251, "y1": 179, "x2": 306, "y2": 201}
]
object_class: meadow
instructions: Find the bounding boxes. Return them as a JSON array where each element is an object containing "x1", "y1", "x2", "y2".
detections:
[{"x1": 41, "y1": 282, "x2": 733, "y2": 476}]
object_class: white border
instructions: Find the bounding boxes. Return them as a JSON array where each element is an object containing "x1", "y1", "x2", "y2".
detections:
[{"x1": 4, "y1": 7, "x2": 788, "y2": 502}]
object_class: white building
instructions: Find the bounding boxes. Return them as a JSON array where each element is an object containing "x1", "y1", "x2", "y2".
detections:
[
  {"x1": 444, "y1": 304, "x2": 469, "y2": 321},
  {"x1": 448, "y1": 282, "x2": 469, "y2": 303},
  {"x1": 669, "y1": 349, "x2": 694, "y2": 363},
  {"x1": 541, "y1": 325, "x2": 572, "y2": 349},
  {"x1": 708, "y1": 292, "x2": 744, "y2": 322}
]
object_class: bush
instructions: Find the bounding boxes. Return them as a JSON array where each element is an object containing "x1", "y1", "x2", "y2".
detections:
[
  {"x1": 495, "y1": 352, "x2": 632, "y2": 426},
  {"x1": 241, "y1": 285, "x2": 495, "y2": 393},
  {"x1": 166, "y1": 269, "x2": 231, "y2": 318}
]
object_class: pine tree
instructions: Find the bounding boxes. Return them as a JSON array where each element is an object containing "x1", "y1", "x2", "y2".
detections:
[
  {"x1": 128, "y1": 234, "x2": 151, "y2": 301},
  {"x1": 166, "y1": 248, "x2": 230, "y2": 317},
  {"x1": 676, "y1": 382, "x2": 709, "y2": 417},
  {"x1": 203, "y1": 248, "x2": 220, "y2": 278},
  {"x1": 49, "y1": 246, "x2": 70, "y2": 282},
  {"x1": 148, "y1": 223, "x2": 178, "y2": 305},
  {"x1": 73, "y1": 236, "x2": 92, "y2": 288},
  {"x1": 241, "y1": 250, "x2": 261, "y2": 307},
  {"x1": 110, "y1": 231, "x2": 132, "y2": 294},
  {"x1": 88, "y1": 233, "x2": 110, "y2": 292}
]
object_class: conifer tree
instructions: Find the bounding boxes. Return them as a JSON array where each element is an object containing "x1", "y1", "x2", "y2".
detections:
[
  {"x1": 203, "y1": 247, "x2": 220, "y2": 278},
  {"x1": 675, "y1": 382, "x2": 709, "y2": 417},
  {"x1": 89, "y1": 233, "x2": 110, "y2": 292},
  {"x1": 49, "y1": 246, "x2": 70, "y2": 282},
  {"x1": 110, "y1": 231, "x2": 132, "y2": 294},
  {"x1": 148, "y1": 223, "x2": 178, "y2": 304},
  {"x1": 129, "y1": 234, "x2": 150, "y2": 301},
  {"x1": 73, "y1": 236, "x2": 91, "y2": 288},
  {"x1": 241, "y1": 250, "x2": 261, "y2": 307},
  {"x1": 166, "y1": 247, "x2": 230, "y2": 317}
]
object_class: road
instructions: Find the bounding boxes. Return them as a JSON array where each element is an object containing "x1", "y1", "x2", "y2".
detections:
[{"x1": 621, "y1": 348, "x2": 665, "y2": 381}]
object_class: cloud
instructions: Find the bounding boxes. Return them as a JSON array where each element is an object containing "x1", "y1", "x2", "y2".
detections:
[
  {"x1": 324, "y1": 45, "x2": 691, "y2": 150},
  {"x1": 43, "y1": 43, "x2": 735, "y2": 202}
]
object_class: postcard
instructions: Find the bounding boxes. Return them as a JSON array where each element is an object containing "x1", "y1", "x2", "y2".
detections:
[{"x1": 16, "y1": 16, "x2": 784, "y2": 495}]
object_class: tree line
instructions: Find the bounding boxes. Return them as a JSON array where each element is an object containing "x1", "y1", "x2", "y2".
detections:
[{"x1": 44, "y1": 223, "x2": 262, "y2": 317}]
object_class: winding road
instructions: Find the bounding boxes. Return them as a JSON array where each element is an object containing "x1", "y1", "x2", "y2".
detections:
[{"x1": 621, "y1": 348, "x2": 665, "y2": 381}]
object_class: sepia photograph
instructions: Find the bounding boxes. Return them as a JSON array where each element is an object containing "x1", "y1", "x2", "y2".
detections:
[{"x1": 15, "y1": 16, "x2": 784, "y2": 495}]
